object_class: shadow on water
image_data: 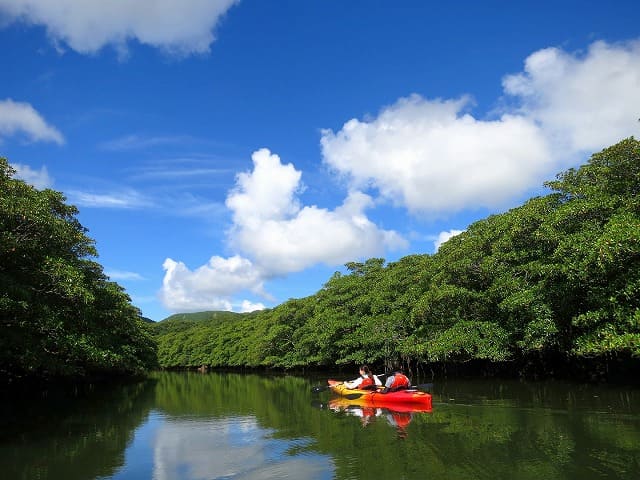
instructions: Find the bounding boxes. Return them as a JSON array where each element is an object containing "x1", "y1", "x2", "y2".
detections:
[{"x1": 1, "y1": 371, "x2": 639, "y2": 479}]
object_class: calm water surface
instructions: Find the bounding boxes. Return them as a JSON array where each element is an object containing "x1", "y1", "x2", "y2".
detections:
[{"x1": 1, "y1": 372, "x2": 639, "y2": 479}]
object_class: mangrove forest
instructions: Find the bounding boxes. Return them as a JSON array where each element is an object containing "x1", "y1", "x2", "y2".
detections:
[{"x1": 2, "y1": 138, "x2": 640, "y2": 383}]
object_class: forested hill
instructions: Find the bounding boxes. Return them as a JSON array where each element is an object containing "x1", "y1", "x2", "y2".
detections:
[
  {"x1": 154, "y1": 139, "x2": 640, "y2": 380},
  {"x1": 153, "y1": 311, "x2": 249, "y2": 336}
]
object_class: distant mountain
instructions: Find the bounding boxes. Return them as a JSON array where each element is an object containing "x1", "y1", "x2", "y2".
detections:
[
  {"x1": 152, "y1": 311, "x2": 246, "y2": 336},
  {"x1": 159, "y1": 311, "x2": 244, "y2": 323}
]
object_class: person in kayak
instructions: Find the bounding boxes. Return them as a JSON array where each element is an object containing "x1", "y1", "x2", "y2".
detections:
[
  {"x1": 344, "y1": 365, "x2": 383, "y2": 390},
  {"x1": 382, "y1": 370, "x2": 411, "y2": 393}
]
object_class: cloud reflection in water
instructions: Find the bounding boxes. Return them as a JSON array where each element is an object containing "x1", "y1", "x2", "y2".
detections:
[{"x1": 152, "y1": 415, "x2": 333, "y2": 480}]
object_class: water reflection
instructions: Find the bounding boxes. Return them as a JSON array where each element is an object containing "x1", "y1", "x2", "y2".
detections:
[
  {"x1": 317, "y1": 397, "x2": 431, "y2": 439},
  {"x1": 1, "y1": 373, "x2": 639, "y2": 480},
  {"x1": 0, "y1": 379, "x2": 157, "y2": 480},
  {"x1": 151, "y1": 414, "x2": 332, "y2": 480}
]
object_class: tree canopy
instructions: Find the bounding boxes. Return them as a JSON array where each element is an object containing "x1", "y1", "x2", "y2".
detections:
[
  {"x1": 0, "y1": 159, "x2": 157, "y2": 381},
  {"x1": 153, "y1": 138, "x2": 640, "y2": 378}
]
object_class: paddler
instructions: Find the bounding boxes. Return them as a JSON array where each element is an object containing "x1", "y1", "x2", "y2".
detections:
[{"x1": 344, "y1": 365, "x2": 383, "y2": 390}]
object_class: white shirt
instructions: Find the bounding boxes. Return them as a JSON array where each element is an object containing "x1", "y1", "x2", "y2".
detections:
[{"x1": 344, "y1": 374, "x2": 382, "y2": 389}]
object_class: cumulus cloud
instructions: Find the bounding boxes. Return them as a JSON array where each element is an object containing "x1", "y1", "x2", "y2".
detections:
[
  {"x1": 0, "y1": 99, "x2": 64, "y2": 144},
  {"x1": 321, "y1": 95, "x2": 551, "y2": 214},
  {"x1": 226, "y1": 148, "x2": 407, "y2": 274},
  {"x1": 0, "y1": 0, "x2": 238, "y2": 56},
  {"x1": 321, "y1": 39, "x2": 640, "y2": 216},
  {"x1": 238, "y1": 300, "x2": 265, "y2": 313},
  {"x1": 434, "y1": 229, "x2": 464, "y2": 251},
  {"x1": 160, "y1": 148, "x2": 406, "y2": 312},
  {"x1": 11, "y1": 162, "x2": 53, "y2": 189},
  {"x1": 503, "y1": 39, "x2": 640, "y2": 153},
  {"x1": 160, "y1": 256, "x2": 266, "y2": 312}
]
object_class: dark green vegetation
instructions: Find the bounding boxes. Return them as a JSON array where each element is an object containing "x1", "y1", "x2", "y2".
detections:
[
  {"x1": 0, "y1": 159, "x2": 157, "y2": 382},
  {"x1": 154, "y1": 139, "x2": 640, "y2": 379},
  {"x1": 1, "y1": 379, "x2": 157, "y2": 480}
]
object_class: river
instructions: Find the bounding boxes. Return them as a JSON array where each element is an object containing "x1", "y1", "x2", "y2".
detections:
[{"x1": 1, "y1": 371, "x2": 639, "y2": 479}]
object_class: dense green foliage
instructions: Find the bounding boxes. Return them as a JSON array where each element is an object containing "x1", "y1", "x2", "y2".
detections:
[
  {"x1": 154, "y1": 139, "x2": 640, "y2": 374},
  {"x1": 0, "y1": 159, "x2": 157, "y2": 380}
]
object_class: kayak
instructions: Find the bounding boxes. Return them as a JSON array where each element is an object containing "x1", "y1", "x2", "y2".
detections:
[{"x1": 327, "y1": 379, "x2": 432, "y2": 410}]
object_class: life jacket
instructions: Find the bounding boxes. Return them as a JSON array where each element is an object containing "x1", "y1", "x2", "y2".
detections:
[
  {"x1": 359, "y1": 376, "x2": 376, "y2": 390},
  {"x1": 389, "y1": 373, "x2": 410, "y2": 391}
]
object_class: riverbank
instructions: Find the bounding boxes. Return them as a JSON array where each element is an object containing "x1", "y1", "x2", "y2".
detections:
[{"x1": 152, "y1": 353, "x2": 640, "y2": 385}]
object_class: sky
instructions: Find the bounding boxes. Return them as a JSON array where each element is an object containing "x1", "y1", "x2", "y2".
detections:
[{"x1": 1, "y1": 0, "x2": 640, "y2": 321}]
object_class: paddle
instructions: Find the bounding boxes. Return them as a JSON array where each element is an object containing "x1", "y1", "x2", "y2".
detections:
[{"x1": 311, "y1": 382, "x2": 340, "y2": 394}]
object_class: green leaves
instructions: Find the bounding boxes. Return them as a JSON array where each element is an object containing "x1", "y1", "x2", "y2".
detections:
[
  {"x1": 154, "y1": 138, "x2": 640, "y2": 372},
  {"x1": 0, "y1": 157, "x2": 157, "y2": 380},
  {"x1": 426, "y1": 321, "x2": 511, "y2": 362}
]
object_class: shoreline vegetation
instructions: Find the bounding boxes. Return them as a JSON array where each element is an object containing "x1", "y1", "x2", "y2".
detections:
[
  {"x1": 2, "y1": 138, "x2": 640, "y2": 386},
  {"x1": 153, "y1": 138, "x2": 640, "y2": 384}
]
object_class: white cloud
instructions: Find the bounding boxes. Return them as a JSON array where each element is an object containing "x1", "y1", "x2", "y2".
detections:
[
  {"x1": 321, "y1": 95, "x2": 552, "y2": 215},
  {"x1": 160, "y1": 256, "x2": 265, "y2": 312},
  {"x1": 11, "y1": 162, "x2": 53, "y2": 189},
  {"x1": 0, "y1": 0, "x2": 239, "y2": 56},
  {"x1": 238, "y1": 300, "x2": 265, "y2": 313},
  {"x1": 153, "y1": 419, "x2": 333, "y2": 480},
  {"x1": 434, "y1": 229, "x2": 464, "y2": 251},
  {"x1": 226, "y1": 148, "x2": 407, "y2": 274},
  {"x1": 226, "y1": 148, "x2": 303, "y2": 228},
  {"x1": 503, "y1": 39, "x2": 640, "y2": 153},
  {"x1": 321, "y1": 39, "x2": 640, "y2": 217},
  {"x1": 0, "y1": 99, "x2": 64, "y2": 144},
  {"x1": 160, "y1": 148, "x2": 406, "y2": 312}
]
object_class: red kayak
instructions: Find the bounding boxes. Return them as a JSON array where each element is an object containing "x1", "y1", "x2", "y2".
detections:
[{"x1": 327, "y1": 379, "x2": 432, "y2": 410}]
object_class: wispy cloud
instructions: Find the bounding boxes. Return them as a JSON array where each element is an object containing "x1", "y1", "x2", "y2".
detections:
[
  {"x1": 105, "y1": 269, "x2": 145, "y2": 281},
  {"x1": 67, "y1": 189, "x2": 152, "y2": 209},
  {"x1": 129, "y1": 165, "x2": 234, "y2": 181},
  {"x1": 11, "y1": 163, "x2": 53, "y2": 189},
  {"x1": 100, "y1": 134, "x2": 203, "y2": 151},
  {"x1": 0, "y1": 99, "x2": 64, "y2": 144},
  {"x1": 175, "y1": 198, "x2": 227, "y2": 219}
]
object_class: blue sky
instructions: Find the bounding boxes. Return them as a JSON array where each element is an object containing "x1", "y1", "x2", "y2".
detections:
[{"x1": 2, "y1": 0, "x2": 639, "y2": 321}]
